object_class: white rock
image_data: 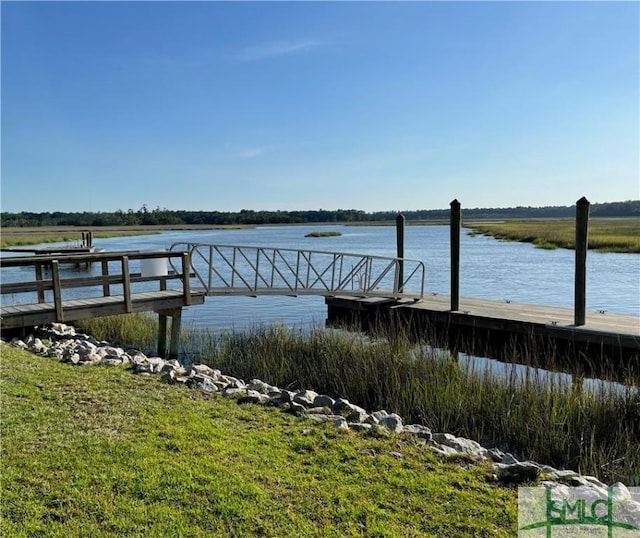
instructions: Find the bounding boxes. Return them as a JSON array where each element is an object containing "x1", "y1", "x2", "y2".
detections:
[
  {"x1": 378, "y1": 413, "x2": 403, "y2": 433},
  {"x1": 293, "y1": 390, "x2": 318, "y2": 407},
  {"x1": 313, "y1": 395, "x2": 336, "y2": 408},
  {"x1": 612, "y1": 482, "x2": 632, "y2": 501},
  {"x1": 101, "y1": 358, "x2": 123, "y2": 366},
  {"x1": 192, "y1": 364, "x2": 219, "y2": 379},
  {"x1": 332, "y1": 398, "x2": 356, "y2": 413},
  {"x1": 247, "y1": 379, "x2": 271, "y2": 394},
  {"x1": 220, "y1": 375, "x2": 245, "y2": 389},
  {"x1": 494, "y1": 462, "x2": 540, "y2": 482},
  {"x1": 237, "y1": 390, "x2": 269, "y2": 404},
  {"x1": 11, "y1": 338, "x2": 28, "y2": 349},
  {"x1": 402, "y1": 424, "x2": 432, "y2": 440},
  {"x1": 583, "y1": 475, "x2": 608, "y2": 489},
  {"x1": 223, "y1": 387, "x2": 246, "y2": 397},
  {"x1": 349, "y1": 423, "x2": 372, "y2": 432},
  {"x1": 370, "y1": 410, "x2": 389, "y2": 423},
  {"x1": 432, "y1": 433, "x2": 489, "y2": 459},
  {"x1": 501, "y1": 453, "x2": 519, "y2": 465}
]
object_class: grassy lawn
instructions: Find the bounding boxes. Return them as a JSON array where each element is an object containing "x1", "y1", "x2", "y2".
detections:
[
  {"x1": 0, "y1": 344, "x2": 518, "y2": 537},
  {"x1": 465, "y1": 218, "x2": 640, "y2": 253},
  {"x1": 78, "y1": 317, "x2": 640, "y2": 485}
]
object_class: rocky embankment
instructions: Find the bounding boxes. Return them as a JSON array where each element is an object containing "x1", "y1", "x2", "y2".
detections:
[{"x1": 6, "y1": 323, "x2": 639, "y2": 508}]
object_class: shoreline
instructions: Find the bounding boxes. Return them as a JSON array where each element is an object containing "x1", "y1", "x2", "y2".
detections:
[{"x1": 6, "y1": 322, "x2": 636, "y2": 488}]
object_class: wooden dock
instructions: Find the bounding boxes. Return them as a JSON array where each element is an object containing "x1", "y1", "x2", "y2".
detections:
[
  {"x1": 1, "y1": 251, "x2": 205, "y2": 359},
  {"x1": 1, "y1": 231, "x2": 104, "y2": 256},
  {"x1": 326, "y1": 295, "x2": 640, "y2": 383}
]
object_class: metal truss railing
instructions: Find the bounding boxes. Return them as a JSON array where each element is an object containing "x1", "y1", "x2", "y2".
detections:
[{"x1": 169, "y1": 243, "x2": 425, "y2": 300}]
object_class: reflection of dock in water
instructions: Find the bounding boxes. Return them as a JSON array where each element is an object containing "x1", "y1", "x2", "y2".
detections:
[{"x1": 1, "y1": 231, "x2": 105, "y2": 256}]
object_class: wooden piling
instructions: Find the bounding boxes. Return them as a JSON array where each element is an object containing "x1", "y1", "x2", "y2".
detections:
[
  {"x1": 51, "y1": 260, "x2": 63, "y2": 322},
  {"x1": 396, "y1": 213, "x2": 405, "y2": 293},
  {"x1": 169, "y1": 308, "x2": 182, "y2": 360},
  {"x1": 181, "y1": 252, "x2": 191, "y2": 305},
  {"x1": 450, "y1": 199, "x2": 461, "y2": 311},
  {"x1": 158, "y1": 313, "x2": 168, "y2": 358},
  {"x1": 121, "y1": 256, "x2": 132, "y2": 313},
  {"x1": 101, "y1": 260, "x2": 110, "y2": 297},
  {"x1": 35, "y1": 263, "x2": 45, "y2": 303},
  {"x1": 574, "y1": 197, "x2": 590, "y2": 326}
]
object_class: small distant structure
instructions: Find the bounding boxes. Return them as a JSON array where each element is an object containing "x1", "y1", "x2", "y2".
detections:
[{"x1": 2, "y1": 231, "x2": 105, "y2": 256}]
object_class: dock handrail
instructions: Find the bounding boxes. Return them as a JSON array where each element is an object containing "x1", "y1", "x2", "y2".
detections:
[
  {"x1": 169, "y1": 242, "x2": 425, "y2": 299},
  {"x1": 0, "y1": 250, "x2": 193, "y2": 322}
]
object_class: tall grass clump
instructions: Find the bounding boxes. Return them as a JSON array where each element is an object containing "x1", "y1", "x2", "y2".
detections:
[
  {"x1": 192, "y1": 323, "x2": 639, "y2": 483},
  {"x1": 77, "y1": 313, "x2": 159, "y2": 353},
  {"x1": 73, "y1": 315, "x2": 639, "y2": 483}
]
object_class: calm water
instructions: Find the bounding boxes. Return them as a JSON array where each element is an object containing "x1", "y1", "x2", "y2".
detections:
[{"x1": 9, "y1": 224, "x2": 637, "y2": 332}]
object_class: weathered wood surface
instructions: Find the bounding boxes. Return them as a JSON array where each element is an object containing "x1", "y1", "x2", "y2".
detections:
[
  {"x1": 0, "y1": 251, "x2": 203, "y2": 331},
  {"x1": 0, "y1": 247, "x2": 104, "y2": 255},
  {"x1": 326, "y1": 295, "x2": 640, "y2": 351},
  {"x1": 0, "y1": 290, "x2": 206, "y2": 329},
  {"x1": 326, "y1": 294, "x2": 639, "y2": 382}
]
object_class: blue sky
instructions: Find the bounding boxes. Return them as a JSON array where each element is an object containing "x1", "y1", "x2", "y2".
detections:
[{"x1": 2, "y1": 1, "x2": 638, "y2": 213}]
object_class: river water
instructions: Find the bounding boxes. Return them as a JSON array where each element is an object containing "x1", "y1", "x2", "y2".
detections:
[{"x1": 12, "y1": 224, "x2": 636, "y2": 332}]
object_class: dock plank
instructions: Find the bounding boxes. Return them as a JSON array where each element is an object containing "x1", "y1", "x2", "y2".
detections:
[{"x1": 1, "y1": 290, "x2": 206, "y2": 330}]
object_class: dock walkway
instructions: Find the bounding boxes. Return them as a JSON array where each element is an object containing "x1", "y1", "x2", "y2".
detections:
[
  {"x1": 326, "y1": 295, "x2": 640, "y2": 382},
  {"x1": 1, "y1": 250, "x2": 205, "y2": 359}
]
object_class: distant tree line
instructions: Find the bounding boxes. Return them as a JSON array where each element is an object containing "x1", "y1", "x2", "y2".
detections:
[{"x1": 2, "y1": 200, "x2": 638, "y2": 228}]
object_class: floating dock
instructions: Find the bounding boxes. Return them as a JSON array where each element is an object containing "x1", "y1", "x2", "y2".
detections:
[{"x1": 326, "y1": 295, "x2": 640, "y2": 383}]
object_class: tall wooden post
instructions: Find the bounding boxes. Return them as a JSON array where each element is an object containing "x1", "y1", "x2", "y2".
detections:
[
  {"x1": 121, "y1": 256, "x2": 132, "y2": 313},
  {"x1": 158, "y1": 313, "x2": 168, "y2": 358},
  {"x1": 396, "y1": 213, "x2": 405, "y2": 293},
  {"x1": 51, "y1": 260, "x2": 64, "y2": 322},
  {"x1": 169, "y1": 309, "x2": 183, "y2": 361},
  {"x1": 574, "y1": 196, "x2": 590, "y2": 326},
  {"x1": 101, "y1": 260, "x2": 110, "y2": 297},
  {"x1": 157, "y1": 277, "x2": 169, "y2": 358},
  {"x1": 450, "y1": 199, "x2": 461, "y2": 311},
  {"x1": 181, "y1": 252, "x2": 191, "y2": 305},
  {"x1": 35, "y1": 263, "x2": 45, "y2": 303}
]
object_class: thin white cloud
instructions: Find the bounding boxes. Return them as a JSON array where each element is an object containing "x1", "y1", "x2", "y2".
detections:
[
  {"x1": 220, "y1": 144, "x2": 266, "y2": 159},
  {"x1": 234, "y1": 146, "x2": 265, "y2": 159},
  {"x1": 232, "y1": 39, "x2": 332, "y2": 63}
]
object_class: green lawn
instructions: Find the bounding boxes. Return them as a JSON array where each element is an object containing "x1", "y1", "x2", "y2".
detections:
[{"x1": 1, "y1": 344, "x2": 518, "y2": 537}]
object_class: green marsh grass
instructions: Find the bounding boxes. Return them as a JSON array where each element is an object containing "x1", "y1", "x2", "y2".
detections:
[
  {"x1": 0, "y1": 230, "x2": 153, "y2": 248},
  {"x1": 77, "y1": 315, "x2": 640, "y2": 484},
  {"x1": 1, "y1": 343, "x2": 518, "y2": 537},
  {"x1": 0, "y1": 224, "x2": 253, "y2": 248},
  {"x1": 466, "y1": 218, "x2": 640, "y2": 253},
  {"x1": 305, "y1": 231, "x2": 343, "y2": 237}
]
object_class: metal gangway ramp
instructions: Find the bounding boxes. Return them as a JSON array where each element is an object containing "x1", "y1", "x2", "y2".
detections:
[{"x1": 169, "y1": 243, "x2": 425, "y2": 300}]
